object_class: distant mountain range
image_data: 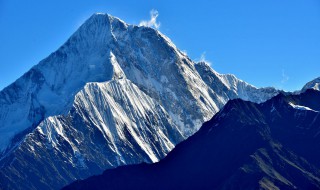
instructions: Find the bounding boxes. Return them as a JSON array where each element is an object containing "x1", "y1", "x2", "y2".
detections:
[
  {"x1": 0, "y1": 13, "x2": 318, "y2": 190},
  {"x1": 64, "y1": 89, "x2": 320, "y2": 190}
]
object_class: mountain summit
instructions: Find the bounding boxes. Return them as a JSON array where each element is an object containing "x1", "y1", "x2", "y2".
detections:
[{"x1": 0, "y1": 13, "x2": 278, "y2": 190}]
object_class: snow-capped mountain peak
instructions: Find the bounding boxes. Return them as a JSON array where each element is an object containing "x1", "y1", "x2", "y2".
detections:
[
  {"x1": 0, "y1": 14, "x2": 131, "y2": 153},
  {"x1": 0, "y1": 13, "x2": 279, "y2": 190},
  {"x1": 301, "y1": 77, "x2": 320, "y2": 92}
]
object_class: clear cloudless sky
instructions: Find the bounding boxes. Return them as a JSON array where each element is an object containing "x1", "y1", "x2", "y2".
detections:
[{"x1": 0, "y1": 0, "x2": 320, "y2": 91}]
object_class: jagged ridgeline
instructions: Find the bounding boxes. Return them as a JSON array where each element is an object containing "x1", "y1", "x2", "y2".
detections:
[{"x1": 0, "y1": 13, "x2": 278, "y2": 190}]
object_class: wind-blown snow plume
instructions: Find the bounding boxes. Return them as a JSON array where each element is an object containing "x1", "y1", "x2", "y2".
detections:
[
  {"x1": 198, "y1": 52, "x2": 212, "y2": 66},
  {"x1": 139, "y1": 9, "x2": 160, "y2": 29}
]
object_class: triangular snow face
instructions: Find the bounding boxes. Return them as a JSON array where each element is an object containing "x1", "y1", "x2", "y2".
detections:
[{"x1": 110, "y1": 52, "x2": 125, "y2": 80}]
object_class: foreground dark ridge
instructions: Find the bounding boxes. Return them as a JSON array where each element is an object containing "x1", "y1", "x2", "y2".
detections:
[{"x1": 64, "y1": 89, "x2": 320, "y2": 190}]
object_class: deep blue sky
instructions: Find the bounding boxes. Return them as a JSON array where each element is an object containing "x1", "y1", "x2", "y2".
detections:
[{"x1": 0, "y1": 0, "x2": 319, "y2": 91}]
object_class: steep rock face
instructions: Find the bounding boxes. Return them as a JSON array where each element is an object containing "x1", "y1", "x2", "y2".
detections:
[
  {"x1": 0, "y1": 13, "x2": 278, "y2": 190},
  {"x1": 64, "y1": 89, "x2": 320, "y2": 190}
]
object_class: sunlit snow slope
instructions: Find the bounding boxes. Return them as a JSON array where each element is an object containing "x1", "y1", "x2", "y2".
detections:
[{"x1": 64, "y1": 89, "x2": 320, "y2": 190}]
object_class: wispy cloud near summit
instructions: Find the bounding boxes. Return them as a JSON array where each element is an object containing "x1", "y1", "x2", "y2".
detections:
[
  {"x1": 139, "y1": 9, "x2": 160, "y2": 29},
  {"x1": 198, "y1": 52, "x2": 212, "y2": 66},
  {"x1": 281, "y1": 69, "x2": 289, "y2": 84}
]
